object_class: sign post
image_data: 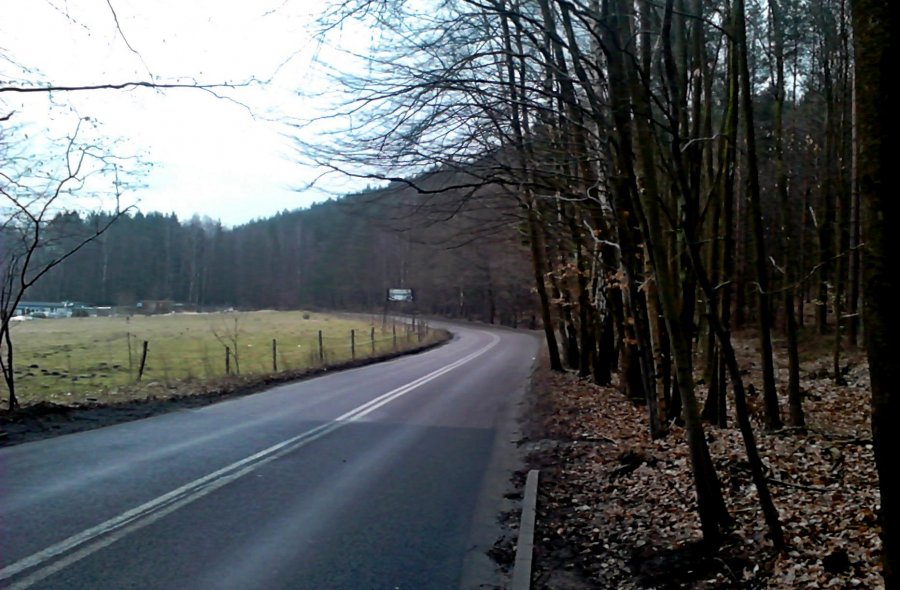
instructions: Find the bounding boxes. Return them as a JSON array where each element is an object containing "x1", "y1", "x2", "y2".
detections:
[{"x1": 385, "y1": 288, "x2": 415, "y2": 334}]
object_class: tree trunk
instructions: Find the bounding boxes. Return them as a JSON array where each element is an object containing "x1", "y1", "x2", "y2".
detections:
[
  {"x1": 528, "y1": 207, "x2": 564, "y2": 372},
  {"x1": 1, "y1": 324, "x2": 19, "y2": 411},
  {"x1": 716, "y1": 19, "x2": 740, "y2": 428},
  {"x1": 817, "y1": 54, "x2": 837, "y2": 335},
  {"x1": 616, "y1": 0, "x2": 731, "y2": 541},
  {"x1": 847, "y1": 71, "x2": 861, "y2": 347},
  {"x1": 593, "y1": 303, "x2": 615, "y2": 386},
  {"x1": 852, "y1": 1, "x2": 897, "y2": 585},
  {"x1": 683, "y1": 229, "x2": 785, "y2": 549},
  {"x1": 735, "y1": 0, "x2": 782, "y2": 430},
  {"x1": 498, "y1": 1, "x2": 563, "y2": 371},
  {"x1": 768, "y1": 0, "x2": 804, "y2": 427},
  {"x1": 557, "y1": 0, "x2": 664, "y2": 435}
]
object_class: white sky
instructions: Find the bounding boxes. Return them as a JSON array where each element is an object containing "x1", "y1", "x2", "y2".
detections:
[{"x1": 1, "y1": 0, "x2": 370, "y2": 227}]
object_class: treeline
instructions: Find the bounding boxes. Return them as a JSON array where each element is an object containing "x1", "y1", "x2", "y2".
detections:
[{"x1": 27, "y1": 191, "x2": 536, "y2": 325}]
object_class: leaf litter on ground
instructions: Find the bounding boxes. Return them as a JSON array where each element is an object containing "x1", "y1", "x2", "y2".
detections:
[{"x1": 523, "y1": 331, "x2": 882, "y2": 589}]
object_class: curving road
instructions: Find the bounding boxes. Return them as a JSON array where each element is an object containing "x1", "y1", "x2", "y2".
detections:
[{"x1": 0, "y1": 323, "x2": 539, "y2": 590}]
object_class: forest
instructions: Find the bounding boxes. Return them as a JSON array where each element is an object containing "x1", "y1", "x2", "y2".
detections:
[
  {"x1": 21, "y1": 185, "x2": 535, "y2": 324},
  {"x1": 2, "y1": 0, "x2": 894, "y2": 586}
]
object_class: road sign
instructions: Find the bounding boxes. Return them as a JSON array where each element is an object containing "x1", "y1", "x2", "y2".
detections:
[{"x1": 387, "y1": 288, "x2": 414, "y2": 302}]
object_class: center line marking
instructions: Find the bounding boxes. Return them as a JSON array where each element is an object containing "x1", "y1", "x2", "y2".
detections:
[{"x1": 1, "y1": 333, "x2": 500, "y2": 588}]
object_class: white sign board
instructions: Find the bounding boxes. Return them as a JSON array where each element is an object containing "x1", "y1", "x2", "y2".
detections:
[{"x1": 387, "y1": 288, "x2": 414, "y2": 302}]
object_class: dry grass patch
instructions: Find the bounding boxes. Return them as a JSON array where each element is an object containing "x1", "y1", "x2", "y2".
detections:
[{"x1": 5, "y1": 311, "x2": 435, "y2": 408}]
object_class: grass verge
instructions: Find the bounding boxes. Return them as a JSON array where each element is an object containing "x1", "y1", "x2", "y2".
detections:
[{"x1": 1, "y1": 311, "x2": 449, "y2": 445}]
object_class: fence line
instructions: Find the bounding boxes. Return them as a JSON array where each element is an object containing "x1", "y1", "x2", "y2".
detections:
[{"x1": 12, "y1": 318, "x2": 435, "y2": 402}]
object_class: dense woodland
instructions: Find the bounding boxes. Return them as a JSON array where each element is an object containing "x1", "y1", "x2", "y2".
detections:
[
  {"x1": 22, "y1": 188, "x2": 536, "y2": 323},
  {"x1": 2, "y1": 0, "x2": 895, "y2": 585}
]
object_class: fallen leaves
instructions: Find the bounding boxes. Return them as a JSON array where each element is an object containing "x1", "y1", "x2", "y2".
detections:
[{"x1": 524, "y1": 335, "x2": 883, "y2": 589}]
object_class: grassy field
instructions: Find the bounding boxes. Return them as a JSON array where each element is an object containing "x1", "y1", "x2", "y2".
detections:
[{"x1": 5, "y1": 310, "x2": 437, "y2": 407}]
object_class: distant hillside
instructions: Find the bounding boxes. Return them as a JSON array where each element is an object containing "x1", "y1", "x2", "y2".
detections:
[{"x1": 27, "y1": 182, "x2": 536, "y2": 326}]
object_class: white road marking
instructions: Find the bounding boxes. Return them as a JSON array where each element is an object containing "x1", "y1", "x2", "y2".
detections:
[{"x1": 0, "y1": 333, "x2": 500, "y2": 588}]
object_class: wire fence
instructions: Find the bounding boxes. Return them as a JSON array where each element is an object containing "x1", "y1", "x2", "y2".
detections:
[
  {"x1": 133, "y1": 322, "x2": 434, "y2": 381},
  {"x1": 12, "y1": 315, "x2": 437, "y2": 405}
]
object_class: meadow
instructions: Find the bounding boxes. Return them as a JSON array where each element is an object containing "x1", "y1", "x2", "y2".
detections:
[{"x1": 6, "y1": 310, "x2": 438, "y2": 407}]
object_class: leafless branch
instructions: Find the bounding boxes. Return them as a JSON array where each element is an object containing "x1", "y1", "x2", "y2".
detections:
[
  {"x1": 104, "y1": 0, "x2": 153, "y2": 76},
  {"x1": 0, "y1": 79, "x2": 250, "y2": 94}
]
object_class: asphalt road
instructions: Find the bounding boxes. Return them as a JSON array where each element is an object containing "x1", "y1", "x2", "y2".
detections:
[{"x1": 0, "y1": 323, "x2": 539, "y2": 590}]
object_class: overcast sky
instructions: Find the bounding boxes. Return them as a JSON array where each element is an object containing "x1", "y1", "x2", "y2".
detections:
[{"x1": 2, "y1": 0, "x2": 369, "y2": 227}]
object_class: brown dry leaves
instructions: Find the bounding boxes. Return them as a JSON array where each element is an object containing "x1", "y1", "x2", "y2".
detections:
[{"x1": 527, "y1": 337, "x2": 882, "y2": 589}]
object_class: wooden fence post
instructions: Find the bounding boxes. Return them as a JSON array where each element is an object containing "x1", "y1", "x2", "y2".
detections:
[
  {"x1": 127, "y1": 332, "x2": 133, "y2": 378},
  {"x1": 137, "y1": 340, "x2": 149, "y2": 382},
  {"x1": 351, "y1": 329, "x2": 356, "y2": 360},
  {"x1": 318, "y1": 330, "x2": 324, "y2": 364},
  {"x1": 392, "y1": 323, "x2": 397, "y2": 351},
  {"x1": 272, "y1": 339, "x2": 277, "y2": 372},
  {"x1": 370, "y1": 326, "x2": 375, "y2": 355},
  {"x1": 226, "y1": 346, "x2": 231, "y2": 375}
]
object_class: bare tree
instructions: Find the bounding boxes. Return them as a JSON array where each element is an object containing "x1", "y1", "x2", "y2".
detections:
[
  {"x1": 851, "y1": 0, "x2": 896, "y2": 585},
  {"x1": 0, "y1": 0, "x2": 264, "y2": 410},
  {"x1": 1, "y1": 120, "x2": 132, "y2": 410},
  {"x1": 211, "y1": 313, "x2": 242, "y2": 375}
]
